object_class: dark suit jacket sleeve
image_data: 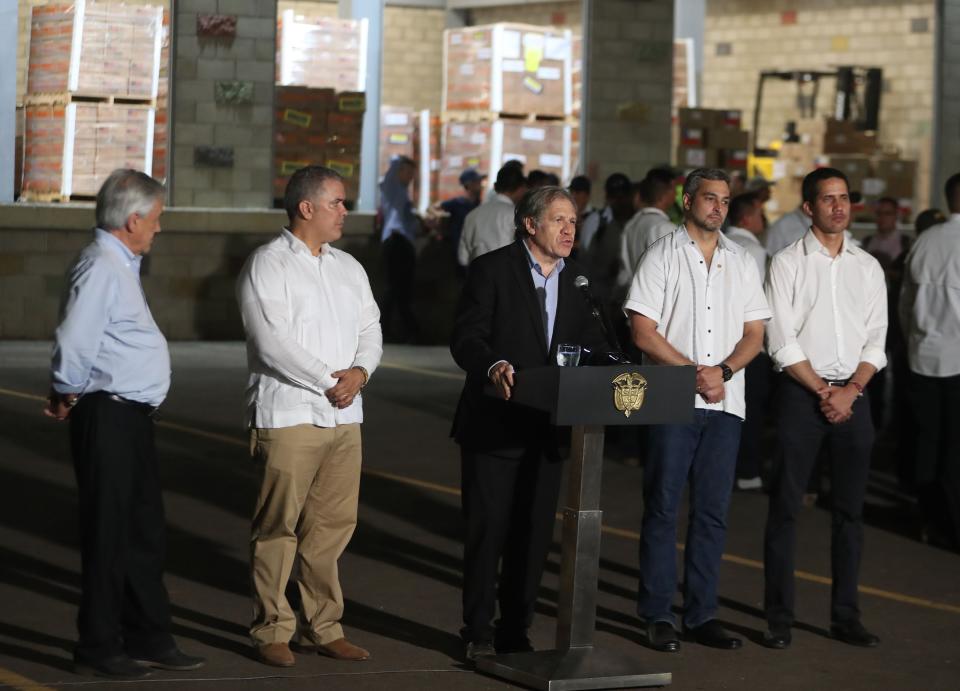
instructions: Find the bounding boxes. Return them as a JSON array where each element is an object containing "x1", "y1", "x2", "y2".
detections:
[{"x1": 451, "y1": 256, "x2": 506, "y2": 379}]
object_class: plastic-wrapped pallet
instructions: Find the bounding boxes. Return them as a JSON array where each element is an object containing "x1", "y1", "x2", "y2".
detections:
[
  {"x1": 443, "y1": 23, "x2": 572, "y2": 118},
  {"x1": 152, "y1": 9, "x2": 169, "y2": 182},
  {"x1": 22, "y1": 102, "x2": 154, "y2": 199},
  {"x1": 438, "y1": 119, "x2": 572, "y2": 201},
  {"x1": 379, "y1": 106, "x2": 417, "y2": 178},
  {"x1": 27, "y1": 1, "x2": 163, "y2": 100},
  {"x1": 277, "y1": 10, "x2": 367, "y2": 92}
]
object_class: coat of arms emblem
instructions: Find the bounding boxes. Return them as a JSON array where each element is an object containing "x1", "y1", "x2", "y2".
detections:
[{"x1": 612, "y1": 372, "x2": 648, "y2": 418}]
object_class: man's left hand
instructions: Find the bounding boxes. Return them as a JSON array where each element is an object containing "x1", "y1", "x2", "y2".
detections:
[
  {"x1": 326, "y1": 368, "x2": 366, "y2": 409},
  {"x1": 819, "y1": 385, "x2": 857, "y2": 424},
  {"x1": 695, "y1": 365, "x2": 725, "y2": 404}
]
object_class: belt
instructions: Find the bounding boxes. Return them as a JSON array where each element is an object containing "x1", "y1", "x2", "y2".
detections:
[
  {"x1": 98, "y1": 392, "x2": 160, "y2": 417},
  {"x1": 823, "y1": 378, "x2": 851, "y2": 386}
]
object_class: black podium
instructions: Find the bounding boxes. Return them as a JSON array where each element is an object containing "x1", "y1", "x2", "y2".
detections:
[{"x1": 476, "y1": 364, "x2": 696, "y2": 691}]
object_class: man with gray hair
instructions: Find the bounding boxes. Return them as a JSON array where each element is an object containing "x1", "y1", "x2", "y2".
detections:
[
  {"x1": 450, "y1": 185, "x2": 608, "y2": 661},
  {"x1": 624, "y1": 168, "x2": 770, "y2": 653},
  {"x1": 45, "y1": 169, "x2": 204, "y2": 679}
]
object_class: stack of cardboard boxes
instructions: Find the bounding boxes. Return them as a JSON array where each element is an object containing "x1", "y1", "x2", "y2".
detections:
[
  {"x1": 276, "y1": 11, "x2": 367, "y2": 93},
  {"x1": 20, "y1": 1, "x2": 161, "y2": 200},
  {"x1": 440, "y1": 23, "x2": 576, "y2": 200},
  {"x1": 676, "y1": 107, "x2": 750, "y2": 172}
]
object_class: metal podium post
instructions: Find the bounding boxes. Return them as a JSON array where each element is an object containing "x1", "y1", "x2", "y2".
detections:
[{"x1": 476, "y1": 425, "x2": 671, "y2": 690}]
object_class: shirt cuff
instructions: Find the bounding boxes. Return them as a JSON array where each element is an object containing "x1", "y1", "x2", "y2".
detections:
[
  {"x1": 744, "y1": 307, "x2": 773, "y2": 322},
  {"x1": 487, "y1": 360, "x2": 509, "y2": 378},
  {"x1": 623, "y1": 299, "x2": 661, "y2": 323},
  {"x1": 771, "y1": 342, "x2": 807, "y2": 369},
  {"x1": 860, "y1": 347, "x2": 887, "y2": 372}
]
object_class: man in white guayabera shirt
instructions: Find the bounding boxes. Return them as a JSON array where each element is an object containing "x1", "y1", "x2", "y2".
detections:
[{"x1": 237, "y1": 165, "x2": 383, "y2": 668}]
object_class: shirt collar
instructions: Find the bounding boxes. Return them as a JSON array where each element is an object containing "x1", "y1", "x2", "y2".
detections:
[
  {"x1": 521, "y1": 238, "x2": 565, "y2": 278},
  {"x1": 673, "y1": 224, "x2": 732, "y2": 251},
  {"x1": 641, "y1": 206, "x2": 669, "y2": 219},
  {"x1": 727, "y1": 225, "x2": 761, "y2": 244},
  {"x1": 802, "y1": 228, "x2": 853, "y2": 256},
  {"x1": 95, "y1": 228, "x2": 140, "y2": 268},
  {"x1": 282, "y1": 227, "x2": 330, "y2": 257}
]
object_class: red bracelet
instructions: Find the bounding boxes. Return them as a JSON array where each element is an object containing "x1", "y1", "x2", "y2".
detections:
[{"x1": 849, "y1": 381, "x2": 864, "y2": 396}]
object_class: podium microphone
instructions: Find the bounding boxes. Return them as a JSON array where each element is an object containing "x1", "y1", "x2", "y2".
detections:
[{"x1": 574, "y1": 275, "x2": 627, "y2": 357}]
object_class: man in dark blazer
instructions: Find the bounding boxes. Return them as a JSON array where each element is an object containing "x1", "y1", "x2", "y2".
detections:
[{"x1": 450, "y1": 185, "x2": 608, "y2": 661}]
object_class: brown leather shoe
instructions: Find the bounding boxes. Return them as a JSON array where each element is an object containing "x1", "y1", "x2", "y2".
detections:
[
  {"x1": 316, "y1": 638, "x2": 370, "y2": 661},
  {"x1": 257, "y1": 642, "x2": 295, "y2": 667}
]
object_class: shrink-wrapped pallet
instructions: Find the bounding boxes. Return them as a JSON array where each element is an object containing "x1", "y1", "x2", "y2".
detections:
[{"x1": 277, "y1": 10, "x2": 367, "y2": 92}]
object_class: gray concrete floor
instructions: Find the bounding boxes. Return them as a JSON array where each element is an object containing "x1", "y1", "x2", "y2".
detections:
[{"x1": 0, "y1": 342, "x2": 957, "y2": 691}]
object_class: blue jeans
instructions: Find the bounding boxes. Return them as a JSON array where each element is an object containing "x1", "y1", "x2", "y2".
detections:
[{"x1": 637, "y1": 409, "x2": 741, "y2": 629}]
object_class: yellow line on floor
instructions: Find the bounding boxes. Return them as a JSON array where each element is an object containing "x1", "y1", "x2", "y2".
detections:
[
  {"x1": 0, "y1": 667, "x2": 55, "y2": 690},
  {"x1": 3, "y1": 385, "x2": 959, "y2": 617}
]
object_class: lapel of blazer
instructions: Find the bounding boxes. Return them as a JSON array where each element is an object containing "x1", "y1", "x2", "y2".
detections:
[{"x1": 509, "y1": 240, "x2": 549, "y2": 356}]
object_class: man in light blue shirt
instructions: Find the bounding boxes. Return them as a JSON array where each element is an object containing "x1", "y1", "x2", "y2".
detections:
[{"x1": 45, "y1": 169, "x2": 203, "y2": 680}]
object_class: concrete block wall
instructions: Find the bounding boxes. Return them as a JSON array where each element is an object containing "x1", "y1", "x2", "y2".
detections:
[
  {"x1": 585, "y1": 0, "x2": 674, "y2": 190},
  {"x1": 468, "y1": 1, "x2": 582, "y2": 29},
  {"x1": 172, "y1": 0, "x2": 278, "y2": 208},
  {"x1": 936, "y1": 0, "x2": 960, "y2": 206},
  {"x1": 702, "y1": 0, "x2": 936, "y2": 206}
]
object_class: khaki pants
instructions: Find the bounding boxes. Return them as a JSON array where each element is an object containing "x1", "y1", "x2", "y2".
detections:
[{"x1": 249, "y1": 423, "x2": 362, "y2": 646}]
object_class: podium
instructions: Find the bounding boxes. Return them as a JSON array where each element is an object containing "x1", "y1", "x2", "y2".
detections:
[{"x1": 476, "y1": 364, "x2": 696, "y2": 691}]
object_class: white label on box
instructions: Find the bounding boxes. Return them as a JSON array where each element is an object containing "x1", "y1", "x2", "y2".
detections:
[
  {"x1": 684, "y1": 149, "x2": 707, "y2": 167},
  {"x1": 450, "y1": 33, "x2": 463, "y2": 45},
  {"x1": 384, "y1": 113, "x2": 409, "y2": 127},
  {"x1": 451, "y1": 125, "x2": 465, "y2": 137},
  {"x1": 470, "y1": 133, "x2": 487, "y2": 145},
  {"x1": 448, "y1": 155, "x2": 463, "y2": 167},
  {"x1": 503, "y1": 152, "x2": 527, "y2": 164},
  {"x1": 536, "y1": 66, "x2": 561, "y2": 81},
  {"x1": 501, "y1": 30, "x2": 521, "y2": 59},
  {"x1": 545, "y1": 36, "x2": 568, "y2": 60},
  {"x1": 522, "y1": 32, "x2": 545, "y2": 52},
  {"x1": 521, "y1": 127, "x2": 546, "y2": 142},
  {"x1": 862, "y1": 178, "x2": 886, "y2": 196},
  {"x1": 477, "y1": 47, "x2": 492, "y2": 60},
  {"x1": 772, "y1": 161, "x2": 787, "y2": 180},
  {"x1": 539, "y1": 153, "x2": 563, "y2": 168},
  {"x1": 459, "y1": 63, "x2": 475, "y2": 76},
  {"x1": 502, "y1": 59, "x2": 525, "y2": 73}
]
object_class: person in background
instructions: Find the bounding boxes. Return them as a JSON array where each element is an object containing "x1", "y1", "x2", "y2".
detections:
[
  {"x1": 379, "y1": 155, "x2": 421, "y2": 343},
  {"x1": 569, "y1": 175, "x2": 601, "y2": 254},
  {"x1": 588, "y1": 172, "x2": 633, "y2": 304},
  {"x1": 915, "y1": 208, "x2": 946, "y2": 235},
  {"x1": 725, "y1": 193, "x2": 772, "y2": 491},
  {"x1": 899, "y1": 172, "x2": 960, "y2": 551},
  {"x1": 435, "y1": 168, "x2": 486, "y2": 272},
  {"x1": 765, "y1": 204, "x2": 811, "y2": 257},
  {"x1": 527, "y1": 169, "x2": 551, "y2": 189},
  {"x1": 458, "y1": 164, "x2": 528, "y2": 268},
  {"x1": 619, "y1": 168, "x2": 679, "y2": 287},
  {"x1": 46, "y1": 169, "x2": 204, "y2": 679}
]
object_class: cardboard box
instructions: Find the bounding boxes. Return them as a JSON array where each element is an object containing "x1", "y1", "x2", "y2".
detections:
[
  {"x1": 873, "y1": 158, "x2": 916, "y2": 199},
  {"x1": 277, "y1": 10, "x2": 367, "y2": 92},
  {"x1": 676, "y1": 146, "x2": 718, "y2": 169},
  {"x1": 767, "y1": 176, "x2": 803, "y2": 218},
  {"x1": 444, "y1": 23, "x2": 573, "y2": 117},
  {"x1": 720, "y1": 148, "x2": 749, "y2": 170},
  {"x1": 679, "y1": 127, "x2": 706, "y2": 147},
  {"x1": 826, "y1": 154, "x2": 871, "y2": 193},
  {"x1": 709, "y1": 127, "x2": 749, "y2": 150}
]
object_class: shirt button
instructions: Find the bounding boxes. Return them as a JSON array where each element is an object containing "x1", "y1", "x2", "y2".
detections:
[{"x1": 708, "y1": 329, "x2": 712, "y2": 333}]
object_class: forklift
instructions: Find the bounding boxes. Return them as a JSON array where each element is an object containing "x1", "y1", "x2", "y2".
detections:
[{"x1": 747, "y1": 66, "x2": 882, "y2": 180}]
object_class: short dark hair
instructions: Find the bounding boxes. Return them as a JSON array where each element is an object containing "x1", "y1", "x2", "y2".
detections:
[
  {"x1": 569, "y1": 175, "x2": 591, "y2": 193},
  {"x1": 801, "y1": 167, "x2": 849, "y2": 205},
  {"x1": 641, "y1": 167, "x2": 675, "y2": 205},
  {"x1": 945, "y1": 172, "x2": 960, "y2": 212},
  {"x1": 876, "y1": 196, "x2": 898, "y2": 210},
  {"x1": 915, "y1": 208, "x2": 946, "y2": 234},
  {"x1": 682, "y1": 168, "x2": 730, "y2": 199},
  {"x1": 604, "y1": 172, "x2": 631, "y2": 198},
  {"x1": 514, "y1": 185, "x2": 575, "y2": 239},
  {"x1": 527, "y1": 169, "x2": 549, "y2": 187},
  {"x1": 494, "y1": 163, "x2": 527, "y2": 193},
  {"x1": 284, "y1": 165, "x2": 343, "y2": 223},
  {"x1": 728, "y1": 193, "x2": 760, "y2": 227}
]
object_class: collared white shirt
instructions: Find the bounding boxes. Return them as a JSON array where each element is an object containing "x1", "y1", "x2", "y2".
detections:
[
  {"x1": 237, "y1": 229, "x2": 383, "y2": 429},
  {"x1": 578, "y1": 205, "x2": 601, "y2": 251},
  {"x1": 725, "y1": 225, "x2": 768, "y2": 280},
  {"x1": 765, "y1": 230, "x2": 887, "y2": 380},
  {"x1": 623, "y1": 226, "x2": 771, "y2": 419},
  {"x1": 458, "y1": 192, "x2": 516, "y2": 266},
  {"x1": 899, "y1": 213, "x2": 960, "y2": 377},
  {"x1": 619, "y1": 207, "x2": 677, "y2": 286}
]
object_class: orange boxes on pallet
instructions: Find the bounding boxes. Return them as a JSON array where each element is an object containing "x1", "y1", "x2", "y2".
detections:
[{"x1": 277, "y1": 11, "x2": 367, "y2": 93}]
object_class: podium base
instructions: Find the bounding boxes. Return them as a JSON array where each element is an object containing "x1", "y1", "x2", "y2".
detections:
[{"x1": 475, "y1": 646, "x2": 671, "y2": 691}]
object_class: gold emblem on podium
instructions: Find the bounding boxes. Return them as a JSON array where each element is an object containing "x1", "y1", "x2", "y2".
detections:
[{"x1": 612, "y1": 372, "x2": 648, "y2": 418}]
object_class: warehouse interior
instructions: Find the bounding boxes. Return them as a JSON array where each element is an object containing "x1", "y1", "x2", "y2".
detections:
[{"x1": 1, "y1": 0, "x2": 959, "y2": 341}]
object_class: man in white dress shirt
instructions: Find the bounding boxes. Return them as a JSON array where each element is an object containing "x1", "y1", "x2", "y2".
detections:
[
  {"x1": 237, "y1": 165, "x2": 383, "y2": 667},
  {"x1": 763, "y1": 167, "x2": 887, "y2": 650},
  {"x1": 457, "y1": 164, "x2": 528, "y2": 267},
  {"x1": 765, "y1": 205, "x2": 810, "y2": 256},
  {"x1": 899, "y1": 171, "x2": 960, "y2": 550},
  {"x1": 624, "y1": 168, "x2": 770, "y2": 653},
  {"x1": 619, "y1": 167, "x2": 678, "y2": 287}
]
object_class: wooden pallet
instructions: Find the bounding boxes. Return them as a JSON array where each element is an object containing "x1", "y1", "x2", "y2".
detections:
[
  {"x1": 24, "y1": 92, "x2": 156, "y2": 107},
  {"x1": 18, "y1": 191, "x2": 96, "y2": 203},
  {"x1": 441, "y1": 110, "x2": 573, "y2": 124}
]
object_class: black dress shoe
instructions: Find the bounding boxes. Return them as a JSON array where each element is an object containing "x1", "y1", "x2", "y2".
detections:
[
  {"x1": 495, "y1": 633, "x2": 533, "y2": 655},
  {"x1": 465, "y1": 640, "x2": 496, "y2": 662},
  {"x1": 830, "y1": 620, "x2": 880, "y2": 647},
  {"x1": 646, "y1": 621, "x2": 680, "y2": 652},
  {"x1": 133, "y1": 647, "x2": 206, "y2": 671},
  {"x1": 74, "y1": 653, "x2": 153, "y2": 679},
  {"x1": 762, "y1": 627, "x2": 792, "y2": 649},
  {"x1": 685, "y1": 620, "x2": 742, "y2": 650}
]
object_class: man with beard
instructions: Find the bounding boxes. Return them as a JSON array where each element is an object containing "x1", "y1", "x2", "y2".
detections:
[
  {"x1": 624, "y1": 168, "x2": 770, "y2": 653},
  {"x1": 763, "y1": 168, "x2": 887, "y2": 649}
]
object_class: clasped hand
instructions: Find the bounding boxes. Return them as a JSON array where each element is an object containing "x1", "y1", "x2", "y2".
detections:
[
  {"x1": 818, "y1": 385, "x2": 856, "y2": 424},
  {"x1": 695, "y1": 365, "x2": 725, "y2": 404},
  {"x1": 326, "y1": 368, "x2": 365, "y2": 409},
  {"x1": 489, "y1": 361, "x2": 515, "y2": 401}
]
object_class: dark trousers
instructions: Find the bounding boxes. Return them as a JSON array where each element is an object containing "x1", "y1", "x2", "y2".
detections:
[
  {"x1": 737, "y1": 353, "x2": 773, "y2": 480},
  {"x1": 69, "y1": 393, "x2": 174, "y2": 661},
  {"x1": 460, "y1": 447, "x2": 564, "y2": 644},
  {"x1": 381, "y1": 233, "x2": 419, "y2": 342},
  {"x1": 637, "y1": 410, "x2": 742, "y2": 629},
  {"x1": 764, "y1": 377, "x2": 874, "y2": 629},
  {"x1": 908, "y1": 371, "x2": 960, "y2": 545}
]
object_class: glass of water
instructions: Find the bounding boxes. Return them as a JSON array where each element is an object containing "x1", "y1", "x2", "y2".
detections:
[{"x1": 556, "y1": 343, "x2": 581, "y2": 367}]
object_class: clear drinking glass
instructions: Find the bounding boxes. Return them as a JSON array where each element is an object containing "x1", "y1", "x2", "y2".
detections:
[{"x1": 556, "y1": 343, "x2": 581, "y2": 367}]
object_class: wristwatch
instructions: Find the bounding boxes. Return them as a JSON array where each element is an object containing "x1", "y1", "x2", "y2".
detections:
[{"x1": 719, "y1": 363, "x2": 733, "y2": 382}]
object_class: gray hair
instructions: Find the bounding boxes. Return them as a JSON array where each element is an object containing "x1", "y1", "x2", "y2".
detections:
[
  {"x1": 514, "y1": 185, "x2": 575, "y2": 239},
  {"x1": 682, "y1": 168, "x2": 730, "y2": 200},
  {"x1": 95, "y1": 169, "x2": 165, "y2": 230}
]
